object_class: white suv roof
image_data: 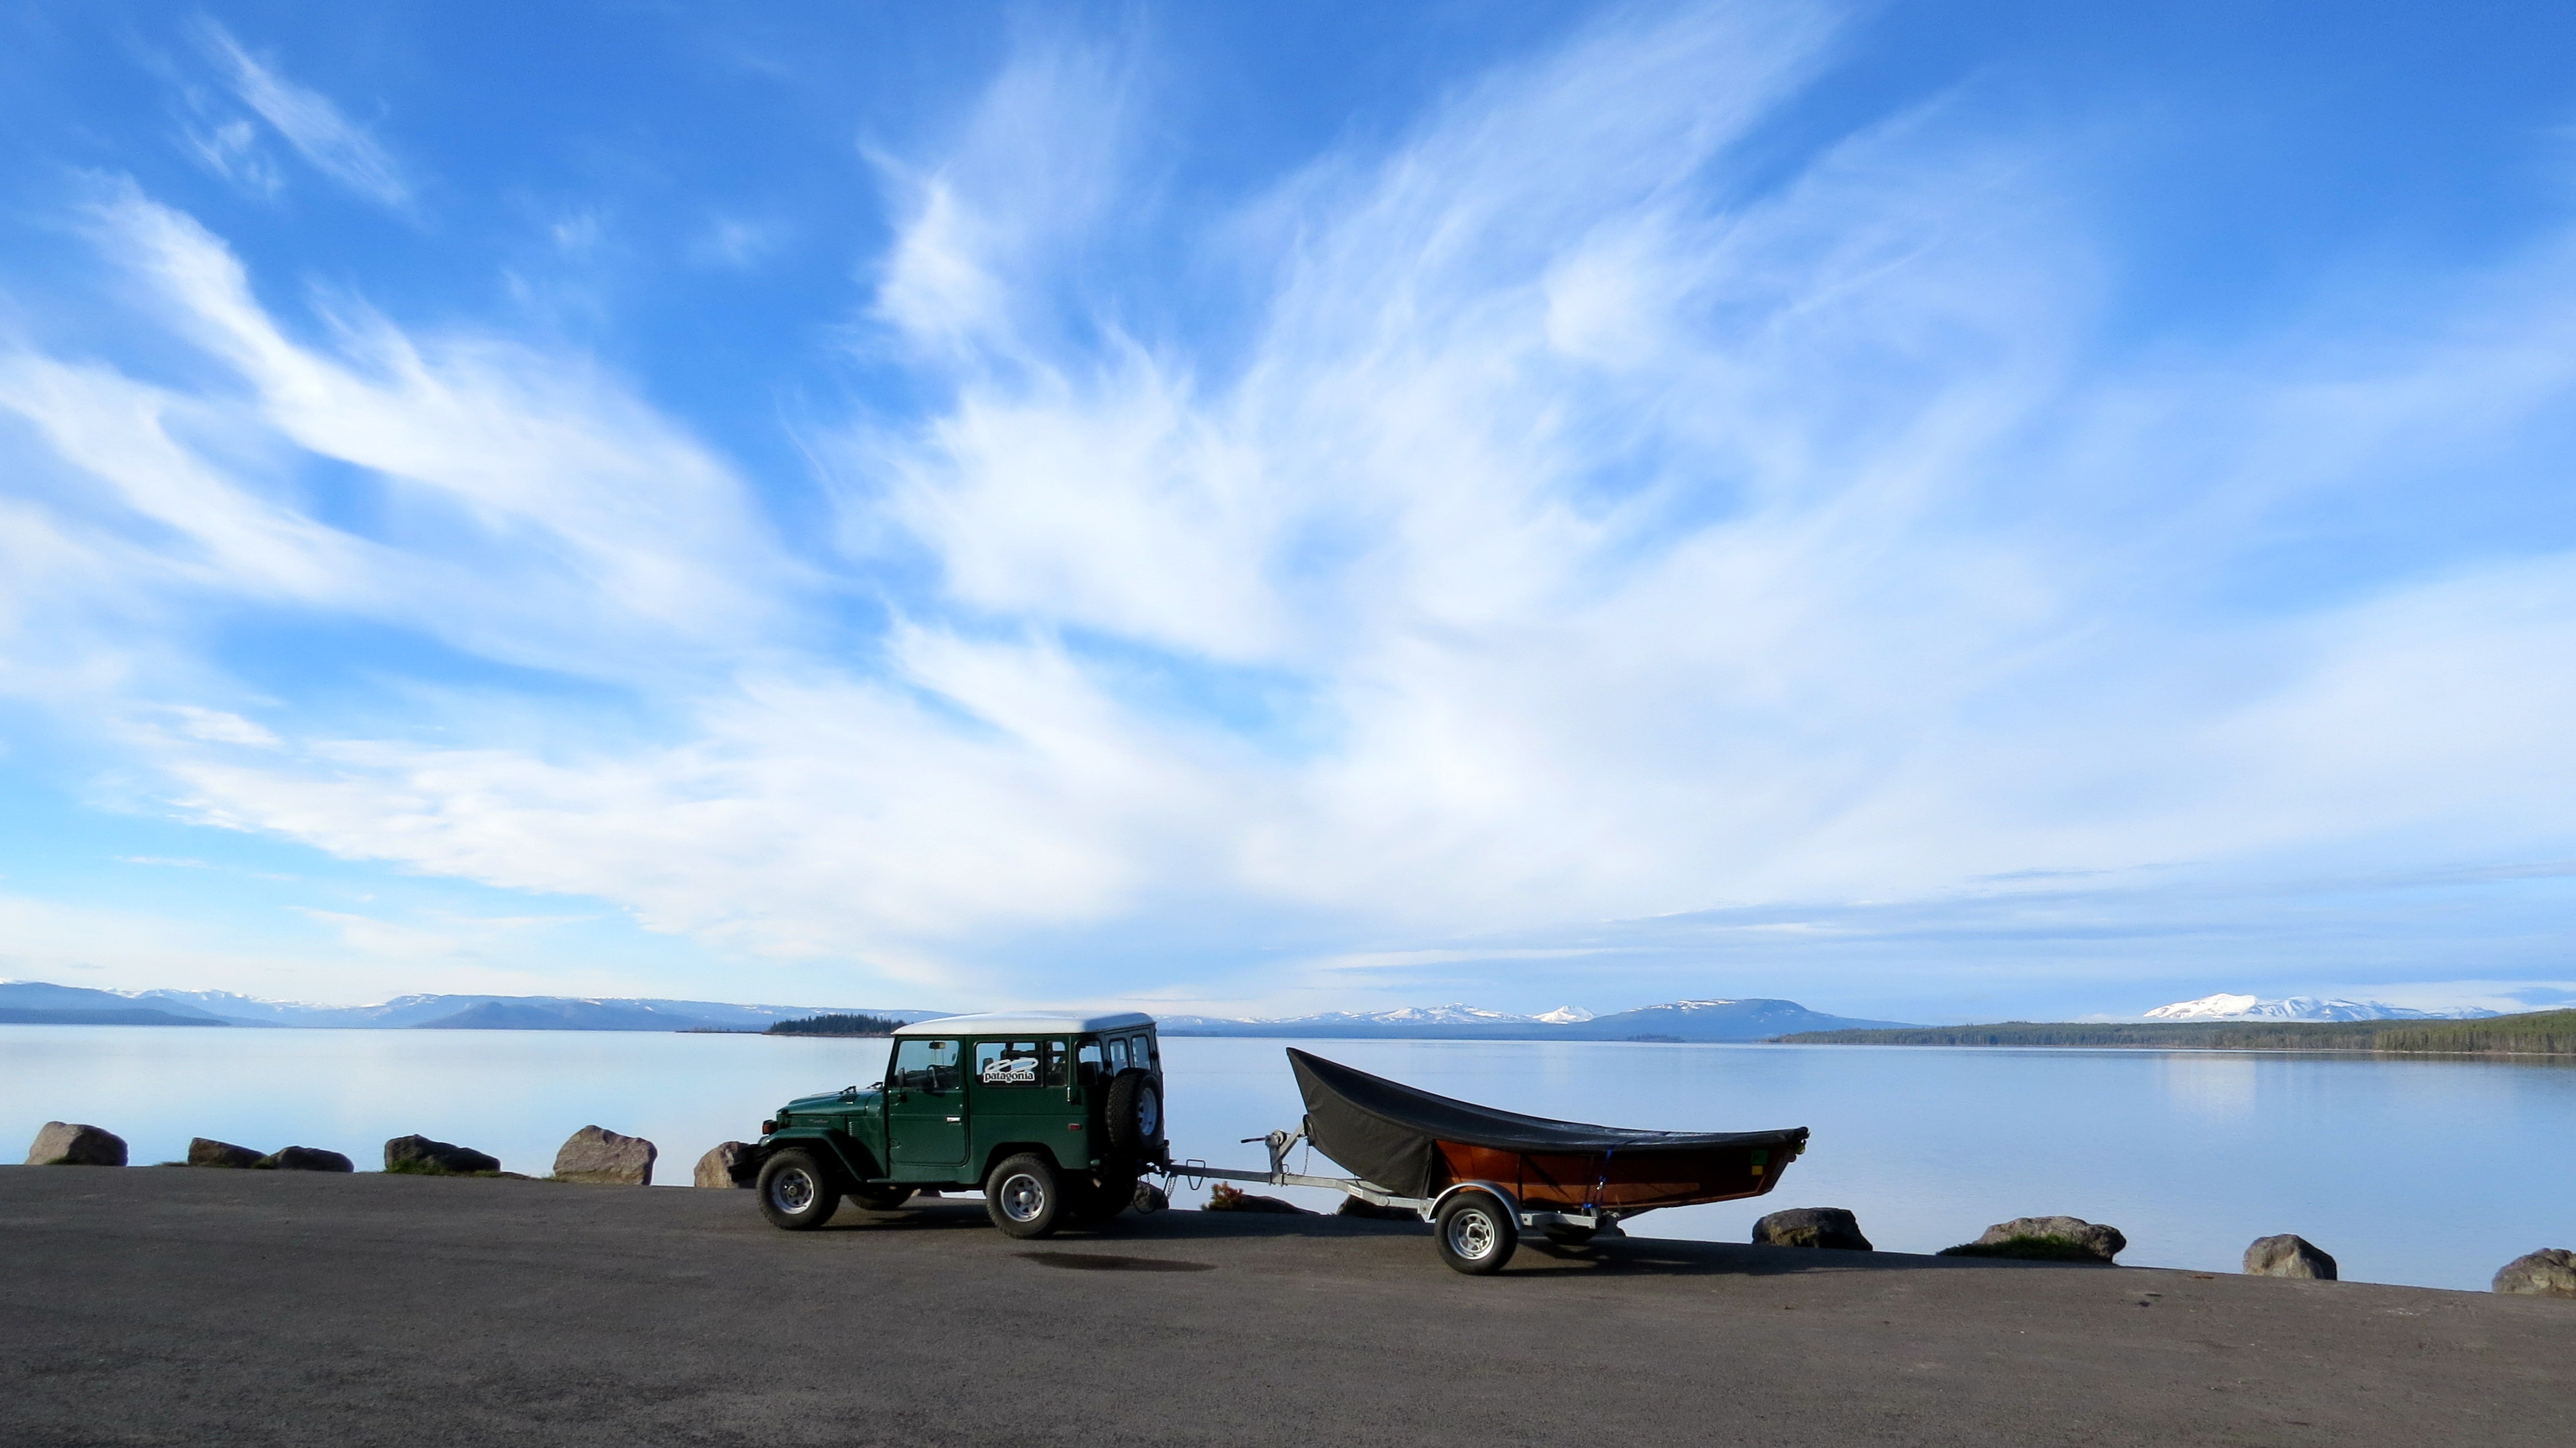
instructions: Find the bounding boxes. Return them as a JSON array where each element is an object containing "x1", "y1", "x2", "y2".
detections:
[{"x1": 892, "y1": 1011, "x2": 1156, "y2": 1038}]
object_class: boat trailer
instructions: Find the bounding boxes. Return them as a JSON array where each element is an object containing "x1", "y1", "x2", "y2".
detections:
[{"x1": 1153, "y1": 1126, "x2": 1628, "y2": 1274}]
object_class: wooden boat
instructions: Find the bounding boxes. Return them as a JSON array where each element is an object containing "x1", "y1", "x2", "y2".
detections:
[{"x1": 1287, "y1": 1048, "x2": 1807, "y2": 1215}]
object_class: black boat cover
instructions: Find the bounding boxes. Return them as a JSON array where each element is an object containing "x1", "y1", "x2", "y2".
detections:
[{"x1": 1287, "y1": 1048, "x2": 1809, "y2": 1198}]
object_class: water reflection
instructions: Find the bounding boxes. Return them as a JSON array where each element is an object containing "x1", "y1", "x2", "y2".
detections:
[
  {"x1": 2155, "y1": 1052, "x2": 2260, "y2": 1121},
  {"x1": 3, "y1": 1027, "x2": 2569, "y2": 1292}
]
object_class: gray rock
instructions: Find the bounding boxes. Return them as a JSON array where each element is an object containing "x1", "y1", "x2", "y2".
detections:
[
  {"x1": 26, "y1": 1121, "x2": 127, "y2": 1166},
  {"x1": 1204, "y1": 1182, "x2": 1311, "y2": 1214},
  {"x1": 1974, "y1": 1215, "x2": 2125, "y2": 1263},
  {"x1": 1131, "y1": 1181, "x2": 1170, "y2": 1214},
  {"x1": 264, "y1": 1145, "x2": 353, "y2": 1173},
  {"x1": 188, "y1": 1137, "x2": 267, "y2": 1169},
  {"x1": 2492, "y1": 1249, "x2": 2576, "y2": 1297},
  {"x1": 552, "y1": 1125, "x2": 655, "y2": 1186},
  {"x1": 383, "y1": 1134, "x2": 500, "y2": 1176},
  {"x1": 2243, "y1": 1234, "x2": 2337, "y2": 1280},
  {"x1": 1753, "y1": 1206, "x2": 1874, "y2": 1251},
  {"x1": 692, "y1": 1141, "x2": 754, "y2": 1188}
]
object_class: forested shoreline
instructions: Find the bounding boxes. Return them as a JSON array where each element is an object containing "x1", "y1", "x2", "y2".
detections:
[{"x1": 1774, "y1": 1010, "x2": 2576, "y2": 1055}]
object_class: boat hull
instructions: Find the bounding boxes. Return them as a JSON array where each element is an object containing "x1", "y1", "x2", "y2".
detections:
[{"x1": 1433, "y1": 1137, "x2": 1798, "y2": 1212}]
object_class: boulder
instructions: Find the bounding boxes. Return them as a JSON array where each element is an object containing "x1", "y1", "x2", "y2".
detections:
[
  {"x1": 2492, "y1": 1249, "x2": 2576, "y2": 1297},
  {"x1": 2243, "y1": 1234, "x2": 2337, "y2": 1280},
  {"x1": 692, "y1": 1141, "x2": 754, "y2": 1188},
  {"x1": 1132, "y1": 1181, "x2": 1170, "y2": 1215},
  {"x1": 264, "y1": 1145, "x2": 353, "y2": 1173},
  {"x1": 188, "y1": 1137, "x2": 267, "y2": 1170},
  {"x1": 26, "y1": 1121, "x2": 127, "y2": 1167},
  {"x1": 1203, "y1": 1182, "x2": 1312, "y2": 1214},
  {"x1": 1957, "y1": 1215, "x2": 2125, "y2": 1263},
  {"x1": 552, "y1": 1125, "x2": 656, "y2": 1186},
  {"x1": 1752, "y1": 1206, "x2": 1874, "y2": 1251},
  {"x1": 384, "y1": 1134, "x2": 500, "y2": 1176}
]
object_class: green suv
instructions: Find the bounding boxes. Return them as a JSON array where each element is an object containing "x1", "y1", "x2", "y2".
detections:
[{"x1": 749, "y1": 1012, "x2": 1167, "y2": 1239}]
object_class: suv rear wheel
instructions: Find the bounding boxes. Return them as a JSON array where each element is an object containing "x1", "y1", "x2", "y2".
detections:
[
  {"x1": 985, "y1": 1153, "x2": 1066, "y2": 1239},
  {"x1": 756, "y1": 1149, "x2": 841, "y2": 1231}
]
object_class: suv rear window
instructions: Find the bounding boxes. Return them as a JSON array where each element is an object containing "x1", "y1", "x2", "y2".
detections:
[{"x1": 974, "y1": 1040, "x2": 1062, "y2": 1089}]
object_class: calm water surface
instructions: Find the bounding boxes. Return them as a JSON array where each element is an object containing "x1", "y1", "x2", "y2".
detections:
[{"x1": 4, "y1": 1026, "x2": 2568, "y2": 1292}]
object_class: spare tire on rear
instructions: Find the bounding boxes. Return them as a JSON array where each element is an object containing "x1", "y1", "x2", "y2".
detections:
[{"x1": 1102, "y1": 1067, "x2": 1161, "y2": 1159}]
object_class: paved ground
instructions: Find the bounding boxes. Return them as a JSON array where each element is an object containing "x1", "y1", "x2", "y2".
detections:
[{"x1": 1, "y1": 1167, "x2": 2566, "y2": 1447}]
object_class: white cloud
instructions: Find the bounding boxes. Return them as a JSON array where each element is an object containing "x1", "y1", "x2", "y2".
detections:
[
  {"x1": 196, "y1": 20, "x2": 412, "y2": 209},
  {"x1": 9, "y1": 3, "x2": 2576, "y2": 1013}
]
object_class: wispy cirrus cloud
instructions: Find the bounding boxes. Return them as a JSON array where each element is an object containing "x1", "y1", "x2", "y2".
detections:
[
  {"x1": 5, "y1": 2, "x2": 2576, "y2": 1015},
  {"x1": 193, "y1": 18, "x2": 412, "y2": 210}
]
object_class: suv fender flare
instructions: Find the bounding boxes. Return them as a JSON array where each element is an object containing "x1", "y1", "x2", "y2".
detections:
[
  {"x1": 756, "y1": 1130, "x2": 882, "y2": 1192},
  {"x1": 1426, "y1": 1180, "x2": 1522, "y2": 1225},
  {"x1": 978, "y1": 1141, "x2": 1078, "y2": 1185}
]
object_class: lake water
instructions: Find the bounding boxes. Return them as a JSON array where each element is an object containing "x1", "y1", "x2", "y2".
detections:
[{"x1": 5, "y1": 1025, "x2": 2569, "y2": 1292}]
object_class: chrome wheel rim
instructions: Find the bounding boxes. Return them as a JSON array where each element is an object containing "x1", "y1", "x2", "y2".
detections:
[
  {"x1": 1137, "y1": 1088, "x2": 1161, "y2": 1139},
  {"x1": 771, "y1": 1168, "x2": 815, "y2": 1214},
  {"x1": 1446, "y1": 1206, "x2": 1498, "y2": 1261},
  {"x1": 999, "y1": 1172, "x2": 1048, "y2": 1222}
]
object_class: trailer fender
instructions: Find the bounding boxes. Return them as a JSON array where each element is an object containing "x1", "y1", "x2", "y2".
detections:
[{"x1": 1427, "y1": 1180, "x2": 1522, "y2": 1225}]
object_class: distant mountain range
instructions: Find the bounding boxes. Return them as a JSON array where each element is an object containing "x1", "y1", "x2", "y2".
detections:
[
  {"x1": 0, "y1": 981, "x2": 946, "y2": 1032},
  {"x1": 2143, "y1": 992, "x2": 2501, "y2": 1023},
  {"x1": 0, "y1": 981, "x2": 1904, "y2": 1040},
  {"x1": 1158, "y1": 998, "x2": 1908, "y2": 1042}
]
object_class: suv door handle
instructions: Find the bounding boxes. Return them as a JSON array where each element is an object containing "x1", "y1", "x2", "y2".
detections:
[{"x1": 944, "y1": 1116, "x2": 963, "y2": 1123}]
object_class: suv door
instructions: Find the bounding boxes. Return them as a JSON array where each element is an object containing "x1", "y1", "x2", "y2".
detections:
[
  {"x1": 884, "y1": 1036, "x2": 968, "y2": 1178},
  {"x1": 969, "y1": 1038, "x2": 1078, "y2": 1169}
]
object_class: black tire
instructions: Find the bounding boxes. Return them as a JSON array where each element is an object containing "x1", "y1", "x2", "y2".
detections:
[
  {"x1": 1070, "y1": 1171, "x2": 1139, "y2": 1225},
  {"x1": 850, "y1": 1184, "x2": 916, "y2": 1212},
  {"x1": 1102, "y1": 1068, "x2": 1161, "y2": 1159},
  {"x1": 1435, "y1": 1192, "x2": 1518, "y2": 1275},
  {"x1": 985, "y1": 1153, "x2": 1067, "y2": 1239},
  {"x1": 756, "y1": 1149, "x2": 841, "y2": 1231},
  {"x1": 1542, "y1": 1224, "x2": 1598, "y2": 1246}
]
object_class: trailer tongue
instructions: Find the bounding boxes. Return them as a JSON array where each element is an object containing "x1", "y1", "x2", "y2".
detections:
[{"x1": 1159, "y1": 1048, "x2": 1810, "y2": 1274}]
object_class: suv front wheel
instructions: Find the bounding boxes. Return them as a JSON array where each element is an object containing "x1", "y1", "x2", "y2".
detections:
[
  {"x1": 985, "y1": 1153, "x2": 1066, "y2": 1239},
  {"x1": 756, "y1": 1149, "x2": 841, "y2": 1231}
]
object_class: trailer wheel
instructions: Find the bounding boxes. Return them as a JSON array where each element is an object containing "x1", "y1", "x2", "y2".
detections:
[
  {"x1": 1435, "y1": 1191, "x2": 1518, "y2": 1274},
  {"x1": 756, "y1": 1149, "x2": 841, "y2": 1231},
  {"x1": 1103, "y1": 1068, "x2": 1161, "y2": 1157},
  {"x1": 985, "y1": 1153, "x2": 1066, "y2": 1239}
]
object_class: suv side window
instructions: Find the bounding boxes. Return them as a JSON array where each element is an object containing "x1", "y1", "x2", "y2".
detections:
[
  {"x1": 1076, "y1": 1038, "x2": 1105, "y2": 1088},
  {"x1": 974, "y1": 1040, "x2": 1048, "y2": 1088},
  {"x1": 1108, "y1": 1036, "x2": 1131, "y2": 1072},
  {"x1": 889, "y1": 1038, "x2": 959, "y2": 1093}
]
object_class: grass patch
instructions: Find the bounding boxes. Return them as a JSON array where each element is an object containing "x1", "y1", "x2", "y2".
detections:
[{"x1": 1938, "y1": 1234, "x2": 2111, "y2": 1263}]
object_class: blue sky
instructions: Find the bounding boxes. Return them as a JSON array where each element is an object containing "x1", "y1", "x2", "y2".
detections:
[{"x1": 3, "y1": 1, "x2": 2575, "y2": 1021}]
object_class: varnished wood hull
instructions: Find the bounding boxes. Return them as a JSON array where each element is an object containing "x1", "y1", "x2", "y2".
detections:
[{"x1": 1433, "y1": 1137, "x2": 1796, "y2": 1211}]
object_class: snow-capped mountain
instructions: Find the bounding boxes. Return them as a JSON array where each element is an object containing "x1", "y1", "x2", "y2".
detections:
[
  {"x1": 1158, "y1": 997, "x2": 1908, "y2": 1040},
  {"x1": 2144, "y1": 992, "x2": 2499, "y2": 1022},
  {"x1": 0, "y1": 980, "x2": 947, "y2": 1031},
  {"x1": 1269, "y1": 1003, "x2": 1538, "y2": 1026}
]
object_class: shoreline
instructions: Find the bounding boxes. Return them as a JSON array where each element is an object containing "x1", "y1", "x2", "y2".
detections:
[{"x1": 3, "y1": 1166, "x2": 2567, "y2": 1447}]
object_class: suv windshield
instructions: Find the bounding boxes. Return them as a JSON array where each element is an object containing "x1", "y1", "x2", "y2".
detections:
[{"x1": 888, "y1": 1038, "x2": 960, "y2": 1092}]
